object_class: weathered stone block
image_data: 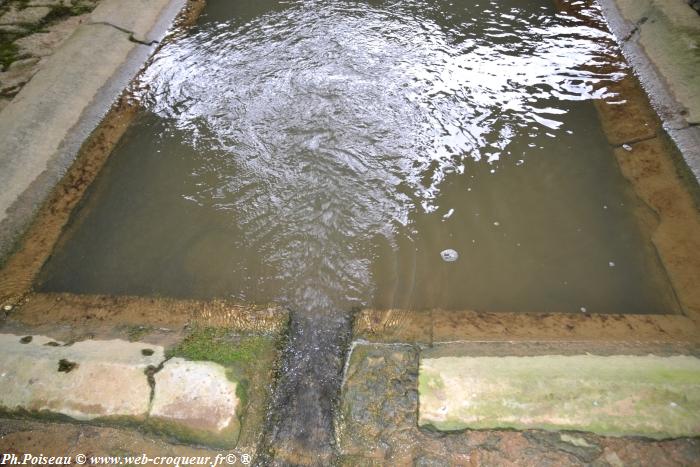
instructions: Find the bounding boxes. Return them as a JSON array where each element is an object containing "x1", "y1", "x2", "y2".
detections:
[
  {"x1": 150, "y1": 358, "x2": 240, "y2": 447},
  {"x1": 0, "y1": 333, "x2": 162, "y2": 421},
  {"x1": 419, "y1": 353, "x2": 700, "y2": 438},
  {"x1": 0, "y1": 6, "x2": 51, "y2": 25}
]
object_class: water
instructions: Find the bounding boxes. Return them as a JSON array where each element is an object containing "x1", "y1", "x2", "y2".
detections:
[
  {"x1": 40, "y1": 0, "x2": 677, "y2": 315},
  {"x1": 37, "y1": 0, "x2": 680, "y2": 461}
]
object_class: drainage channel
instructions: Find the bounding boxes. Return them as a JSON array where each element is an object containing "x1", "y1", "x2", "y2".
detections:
[{"x1": 258, "y1": 311, "x2": 353, "y2": 464}]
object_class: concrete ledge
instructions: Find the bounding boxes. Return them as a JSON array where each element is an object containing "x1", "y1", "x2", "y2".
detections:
[
  {"x1": 89, "y1": 0, "x2": 186, "y2": 43},
  {"x1": 0, "y1": 0, "x2": 186, "y2": 265},
  {"x1": 419, "y1": 353, "x2": 700, "y2": 438},
  {"x1": 599, "y1": 0, "x2": 700, "y2": 183},
  {"x1": 0, "y1": 333, "x2": 162, "y2": 420}
]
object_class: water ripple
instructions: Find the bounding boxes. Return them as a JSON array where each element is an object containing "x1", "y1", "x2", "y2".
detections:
[{"x1": 130, "y1": 0, "x2": 626, "y2": 310}]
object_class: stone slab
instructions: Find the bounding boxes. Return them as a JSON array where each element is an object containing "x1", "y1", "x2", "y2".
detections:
[
  {"x1": 338, "y1": 343, "x2": 700, "y2": 465},
  {"x1": 150, "y1": 358, "x2": 240, "y2": 446},
  {"x1": 14, "y1": 13, "x2": 90, "y2": 58},
  {"x1": 0, "y1": 333, "x2": 163, "y2": 420},
  {"x1": 89, "y1": 0, "x2": 184, "y2": 43},
  {"x1": 419, "y1": 353, "x2": 700, "y2": 438},
  {"x1": 0, "y1": 0, "x2": 186, "y2": 265},
  {"x1": 0, "y1": 6, "x2": 50, "y2": 25}
]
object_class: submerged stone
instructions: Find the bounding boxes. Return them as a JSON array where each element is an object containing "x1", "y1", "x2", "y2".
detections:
[{"x1": 418, "y1": 353, "x2": 700, "y2": 438}]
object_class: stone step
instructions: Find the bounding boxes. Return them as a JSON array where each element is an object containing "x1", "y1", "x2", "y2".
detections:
[
  {"x1": 419, "y1": 352, "x2": 700, "y2": 438},
  {"x1": 0, "y1": 333, "x2": 241, "y2": 446}
]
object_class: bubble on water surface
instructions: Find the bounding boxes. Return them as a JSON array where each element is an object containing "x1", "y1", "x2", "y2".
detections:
[{"x1": 441, "y1": 249, "x2": 459, "y2": 262}]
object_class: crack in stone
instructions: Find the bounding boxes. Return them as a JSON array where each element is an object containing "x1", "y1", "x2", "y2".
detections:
[
  {"x1": 621, "y1": 16, "x2": 648, "y2": 43},
  {"x1": 88, "y1": 21, "x2": 160, "y2": 46},
  {"x1": 611, "y1": 132, "x2": 659, "y2": 148},
  {"x1": 144, "y1": 356, "x2": 171, "y2": 415}
]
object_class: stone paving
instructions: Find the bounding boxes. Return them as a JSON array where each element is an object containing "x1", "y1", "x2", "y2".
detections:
[
  {"x1": 0, "y1": 330, "x2": 278, "y2": 449},
  {"x1": 338, "y1": 343, "x2": 700, "y2": 466},
  {"x1": 419, "y1": 352, "x2": 700, "y2": 438},
  {"x1": 0, "y1": 0, "x2": 99, "y2": 103}
]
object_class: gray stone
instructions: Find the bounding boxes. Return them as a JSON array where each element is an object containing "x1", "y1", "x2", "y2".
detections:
[
  {"x1": 0, "y1": 6, "x2": 51, "y2": 25},
  {"x1": 608, "y1": 0, "x2": 700, "y2": 124},
  {"x1": 0, "y1": 23, "x2": 30, "y2": 33},
  {"x1": 0, "y1": 57, "x2": 40, "y2": 96},
  {"x1": 0, "y1": 0, "x2": 186, "y2": 265},
  {"x1": 15, "y1": 14, "x2": 89, "y2": 58},
  {"x1": 26, "y1": 0, "x2": 69, "y2": 6},
  {"x1": 150, "y1": 358, "x2": 240, "y2": 445},
  {"x1": 418, "y1": 353, "x2": 700, "y2": 438},
  {"x1": 0, "y1": 333, "x2": 163, "y2": 421},
  {"x1": 89, "y1": 0, "x2": 182, "y2": 43}
]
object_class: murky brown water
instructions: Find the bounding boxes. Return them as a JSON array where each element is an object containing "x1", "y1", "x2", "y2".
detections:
[{"x1": 39, "y1": 0, "x2": 677, "y2": 315}]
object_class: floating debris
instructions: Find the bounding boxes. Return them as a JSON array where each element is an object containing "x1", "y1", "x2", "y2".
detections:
[{"x1": 441, "y1": 249, "x2": 459, "y2": 262}]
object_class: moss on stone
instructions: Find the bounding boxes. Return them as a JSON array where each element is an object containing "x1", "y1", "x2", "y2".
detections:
[
  {"x1": 419, "y1": 354, "x2": 700, "y2": 439},
  {"x1": 167, "y1": 327, "x2": 271, "y2": 368},
  {"x1": 163, "y1": 328, "x2": 279, "y2": 449},
  {"x1": 0, "y1": 40, "x2": 21, "y2": 71},
  {"x1": 124, "y1": 325, "x2": 153, "y2": 342}
]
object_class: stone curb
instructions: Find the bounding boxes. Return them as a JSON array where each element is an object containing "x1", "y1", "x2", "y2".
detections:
[
  {"x1": 0, "y1": 333, "x2": 242, "y2": 447},
  {"x1": 598, "y1": 0, "x2": 700, "y2": 184},
  {"x1": 418, "y1": 352, "x2": 700, "y2": 439},
  {"x1": 0, "y1": 0, "x2": 186, "y2": 265}
]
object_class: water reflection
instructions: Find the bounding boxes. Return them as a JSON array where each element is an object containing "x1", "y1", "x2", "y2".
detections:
[{"x1": 40, "y1": 0, "x2": 675, "y2": 314}]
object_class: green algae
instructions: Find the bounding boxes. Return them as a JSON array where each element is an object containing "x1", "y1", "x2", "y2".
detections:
[
  {"x1": 0, "y1": 40, "x2": 21, "y2": 72},
  {"x1": 167, "y1": 327, "x2": 271, "y2": 368},
  {"x1": 161, "y1": 327, "x2": 280, "y2": 449}
]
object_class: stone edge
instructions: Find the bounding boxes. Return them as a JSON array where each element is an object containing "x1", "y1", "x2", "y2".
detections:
[
  {"x1": 597, "y1": 0, "x2": 700, "y2": 185},
  {"x1": 0, "y1": 0, "x2": 187, "y2": 266}
]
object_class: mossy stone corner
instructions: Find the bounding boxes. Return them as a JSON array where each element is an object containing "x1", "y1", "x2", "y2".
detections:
[
  {"x1": 418, "y1": 353, "x2": 700, "y2": 439},
  {"x1": 149, "y1": 358, "x2": 240, "y2": 448},
  {"x1": 164, "y1": 327, "x2": 280, "y2": 449}
]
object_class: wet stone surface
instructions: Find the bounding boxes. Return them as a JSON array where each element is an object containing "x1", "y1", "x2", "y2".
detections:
[
  {"x1": 150, "y1": 358, "x2": 241, "y2": 447},
  {"x1": 0, "y1": 328, "x2": 279, "y2": 451},
  {"x1": 338, "y1": 343, "x2": 700, "y2": 466}
]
